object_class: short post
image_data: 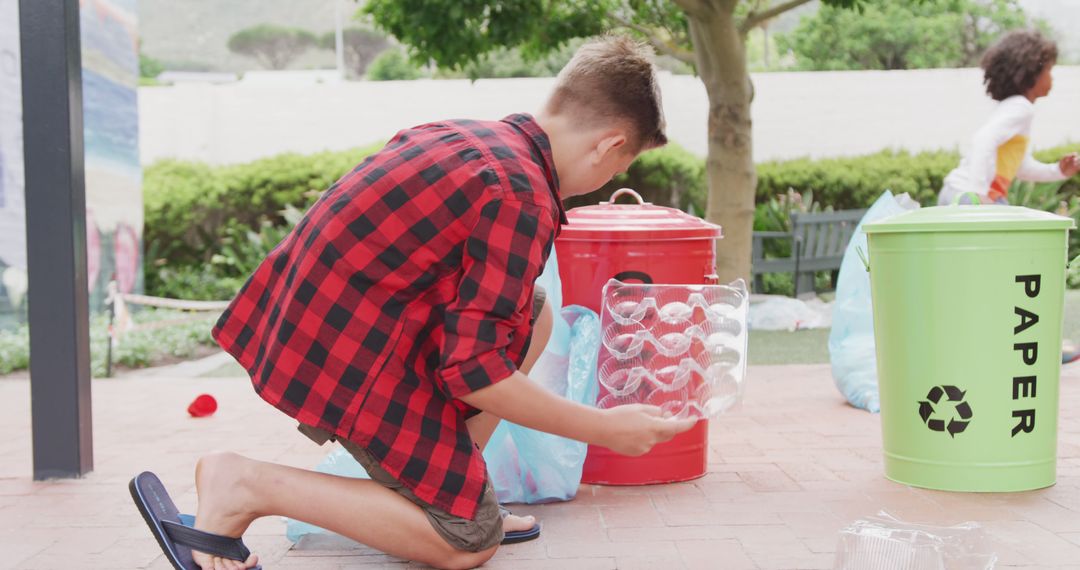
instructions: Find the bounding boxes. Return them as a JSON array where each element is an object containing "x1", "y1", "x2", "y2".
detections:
[{"x1": 105, "y1": 283, "x2": 116, "y2": 379}]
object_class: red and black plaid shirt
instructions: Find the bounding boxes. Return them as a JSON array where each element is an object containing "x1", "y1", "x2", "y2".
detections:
[{"x1": 213, "y1": 114, "x2": 566, "y2": 520}]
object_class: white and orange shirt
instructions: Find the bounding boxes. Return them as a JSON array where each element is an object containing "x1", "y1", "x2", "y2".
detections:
[{"x1": 938, "y1": 95, "x2": 1066, "y2": 205}]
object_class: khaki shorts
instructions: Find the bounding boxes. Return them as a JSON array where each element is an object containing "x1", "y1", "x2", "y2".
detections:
[{"x1": 298, "y1": 424, "x2": 504, "y2": 552}]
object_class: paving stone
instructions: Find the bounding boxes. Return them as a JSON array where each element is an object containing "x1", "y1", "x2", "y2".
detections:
[{"x1": 1, "y1": 362, "x2": 1077, "y2": 568}]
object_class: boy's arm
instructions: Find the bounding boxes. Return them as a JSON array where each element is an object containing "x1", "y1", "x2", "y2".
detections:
[
  {"x1": 436, "y1": 196, "x2": 697, "y2": 455},
  {"x1": 435, "y1": 197, "x2": 555, "y2": 403},
  {"x1": 1017, "y1": 151, "x2": 1074, "y2": 182},
  {"x1": 458, "y1": 370, "x2": 698, "y2": 457}
]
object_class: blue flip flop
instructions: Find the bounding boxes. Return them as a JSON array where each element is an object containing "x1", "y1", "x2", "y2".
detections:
[
  {"x1": 499, "y1": 507, "x2": 541, "y2": 544},
  {"x1": 129, "y1": 471, "x2": 262, "y2": 569}
]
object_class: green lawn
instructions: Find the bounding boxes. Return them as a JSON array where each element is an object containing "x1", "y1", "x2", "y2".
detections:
[
  {"x1": 1064, "y1": 290, "x2": 1080, "y2": 345},
  {"x1": 747, "y1": 289, "x2": 1080, "y2": 366},
  {"x1": 748, "y1": 328, "x2": 831, "y2": 365}
]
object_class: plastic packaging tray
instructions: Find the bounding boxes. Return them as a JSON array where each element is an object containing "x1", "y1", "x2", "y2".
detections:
[{"x1": 597, "y1": 278, "x2": 750, "y2": 419}]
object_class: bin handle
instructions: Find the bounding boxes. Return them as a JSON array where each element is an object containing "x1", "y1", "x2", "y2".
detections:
[
  {"x1": 606, "y1": 188, "x2": 650, "y2": 206},
  {"x1": 856, "y1": 246, "x2": 869, "y2": 273}
]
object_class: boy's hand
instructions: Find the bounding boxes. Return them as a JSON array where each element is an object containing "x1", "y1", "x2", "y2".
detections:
[
  {"x1": 459, "y1": 372, "x2": 698, "y2": 454},
  {"x1": 1059, "y1": 153, "x2": 1080, "y2": 177},
  {"x1": 598, "y1": 404, "x2": 699, "y2": 456}
]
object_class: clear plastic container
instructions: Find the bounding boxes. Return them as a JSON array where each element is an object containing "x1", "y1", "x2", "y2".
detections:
[
  {"x1": 834, "y1": 512, "x2": 997, "y2": 570},
  {"x1": 597, "y1": 278, "x2": 750, "y2": 419}
]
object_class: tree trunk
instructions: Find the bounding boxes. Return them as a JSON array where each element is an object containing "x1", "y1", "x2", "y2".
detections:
[{"x1": 687, "y1": 5, "x2": 756, "y2": 284}]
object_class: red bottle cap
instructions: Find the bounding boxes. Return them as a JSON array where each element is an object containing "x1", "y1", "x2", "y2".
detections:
[{"x1": 187, "y1": 394, "x2": 218, "y2": 418}]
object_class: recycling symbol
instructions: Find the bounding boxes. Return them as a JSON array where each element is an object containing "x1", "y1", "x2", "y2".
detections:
[{"x1": 918, "y1": 385, "x2": 972, "y2": 437}]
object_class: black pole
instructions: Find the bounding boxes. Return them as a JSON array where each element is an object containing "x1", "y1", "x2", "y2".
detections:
[{"x1": 20, "y1": 0, "x2": 93, "y2": 479}]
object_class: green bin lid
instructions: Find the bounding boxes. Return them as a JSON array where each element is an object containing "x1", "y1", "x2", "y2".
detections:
[{"x1": 863, "y1": 205, "x2": 1075, "y2": 234}]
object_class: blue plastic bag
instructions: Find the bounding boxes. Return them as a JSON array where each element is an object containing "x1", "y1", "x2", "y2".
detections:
[
  {"x1": 482, "y1": 305, "x2": 600, "y2": 504},
  {"x1": 829, "y1": 191, "x2": 919, "y2": 412},
  {"x1": 480, "y1": 248, "x2": 600, "y2": 503}
]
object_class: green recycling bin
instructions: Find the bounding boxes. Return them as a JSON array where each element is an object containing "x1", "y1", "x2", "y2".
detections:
[{"x1": 863, "y1": 205, "x2": 1074, "y2": 492}]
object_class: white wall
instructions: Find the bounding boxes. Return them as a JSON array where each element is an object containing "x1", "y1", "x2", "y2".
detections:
[{"x1": 138, "y1": 66, "x2": 1080, "y2": 166}]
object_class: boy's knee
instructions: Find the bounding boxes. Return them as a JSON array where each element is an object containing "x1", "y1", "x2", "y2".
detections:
[{"x1": 438, "y1": 544, "x2": 498, "y2": 570}]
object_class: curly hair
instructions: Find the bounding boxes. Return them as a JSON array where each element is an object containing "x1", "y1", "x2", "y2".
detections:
[{"x1": 981, "y1": 30, "x2": 1058, "y2": 101}]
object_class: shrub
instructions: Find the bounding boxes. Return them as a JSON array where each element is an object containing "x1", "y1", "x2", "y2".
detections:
[
  {"x1": 0, "y1": 324, "x2": 29, "y2": 374},
  {"x1": 143, "y1": 138, "x2": 1080, "y2": 301},
  {"x1": 755, "y1": 149, "x2": 959, "y2": 209},
  {"x1": 144, "y1": 264, "x2": 247, "y2": 302},
  {"x1": 143, "y1": 144, "x2": 382, "y2": 269},
  {"x1": 568, "y1": 143, "x2": 706, "y2": 212},
  {"x1": 367, "y1": 49, "x2": 424, "y2": 80},
  {"x1": 139, "y1": 53, "x2": 164, "y2": 79},
  {"x1": 1032, "y1": 143, "x2": 1080, "y2": 196},
  {"x1": 755, "y1": 143, "x2": 1080, "y2": 209},
  {"x1": 142, "y1": 145, "x2": 381, "y2": 300}
]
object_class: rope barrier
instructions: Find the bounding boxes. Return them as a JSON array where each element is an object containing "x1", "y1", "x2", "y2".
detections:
[
  {"x1": 112, "y1": 293, "x2": 230, "y2": 312},
  {"x1": 103, "y1": 282, "x2": 229, "y2": 377}
]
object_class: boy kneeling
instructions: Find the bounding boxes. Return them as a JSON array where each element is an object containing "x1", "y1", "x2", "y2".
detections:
[{"x1": 131, "y1": 36, "x2": 695, "y2": 570}]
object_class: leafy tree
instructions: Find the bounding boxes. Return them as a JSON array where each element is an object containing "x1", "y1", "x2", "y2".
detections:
[
  {"x1": 777, "y1": 0, "x2": 1033, "y2": 70},
  {"x1": 367, "y1": 49, "x2": 425, "y2": 81},
  {"x1": 227, "y1": 24, "x2": 318, "y2": 70},
  {"x1": 460, "y1": 43, "x2": 579, "y2": 79},
  {"x1": 427, "y1": 41, "x2": 584, "y2": 80},
  {"x1": 319, "y1": 27, "x2": 391, "y2": 78},
  {"x1": 363, "y1": 0, "x2": 879, "y2": 282},
  {"x1": 955, "y1": 0, "x2": 1036, "y2": 66}
]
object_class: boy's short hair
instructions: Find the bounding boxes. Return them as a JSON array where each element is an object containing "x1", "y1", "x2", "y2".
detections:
[
  {"x1": 547, "y1": 35, "x2": 668, "y2": 152},
  {"x1": 981, "y1": 29, "x2": 1058, "y2": 101}
]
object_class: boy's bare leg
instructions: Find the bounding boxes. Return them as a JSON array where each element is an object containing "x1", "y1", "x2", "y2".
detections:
[
  {"x1": 192, "y1": 452, "x2": 496, "y2": 570},
  {"x1": 192, "y1": 299, "x2": 554, "y2": 568},
  {"x1": 464, "y1": 294, "x2": 553, "y2": 535}
]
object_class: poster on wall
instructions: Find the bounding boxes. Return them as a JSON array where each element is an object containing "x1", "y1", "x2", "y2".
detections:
[
  {"x1": 0, "y1": 0, "x2": 26, "y2": 328},
  {"x1": 0, "y1": 0, "x2": 143, "y2": 327}
]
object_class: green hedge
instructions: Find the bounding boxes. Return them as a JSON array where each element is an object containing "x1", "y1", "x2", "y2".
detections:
[
  {"x1": 142, "y1": 139, "x2": 1080, "y2": 299},
  {"x1": 569, "y1": 143, "x2": 707, "y2": 211},
  {"x1": 143, "y1": 143, "x2": 383, "y2": 268},
  {"x1": 756, "y1": 149, "x2": 958, "y2": 208},
  {"x1": 758, "y1": 144, "x2": 1080, "y2": 208},
  {"x1": 598, "y1": 142, "x2": 1080, "y2": 213}
]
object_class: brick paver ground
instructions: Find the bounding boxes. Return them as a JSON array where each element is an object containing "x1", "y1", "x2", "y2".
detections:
[{"x1": 2, "y1": 362, "x2": 1079, "y2": 569}]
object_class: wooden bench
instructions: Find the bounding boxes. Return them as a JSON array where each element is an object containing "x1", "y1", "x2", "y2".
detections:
[{"x1": 751, "y1": 209, "x2": 867, "y2": 296}]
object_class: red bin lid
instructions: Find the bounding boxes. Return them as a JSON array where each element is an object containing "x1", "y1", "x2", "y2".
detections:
[{"x1": 559, "y1": 188, "x2": 723, "y2": 242}]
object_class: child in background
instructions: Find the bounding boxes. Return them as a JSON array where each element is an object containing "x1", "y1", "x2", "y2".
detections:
[{"x1": 937, "y1": 29, "x2": 1079, "y2": 206}]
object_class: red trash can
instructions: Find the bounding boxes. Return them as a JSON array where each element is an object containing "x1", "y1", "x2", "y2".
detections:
[{"x1": 556, "y1": 188, "x2": 723, "y2": 485}]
